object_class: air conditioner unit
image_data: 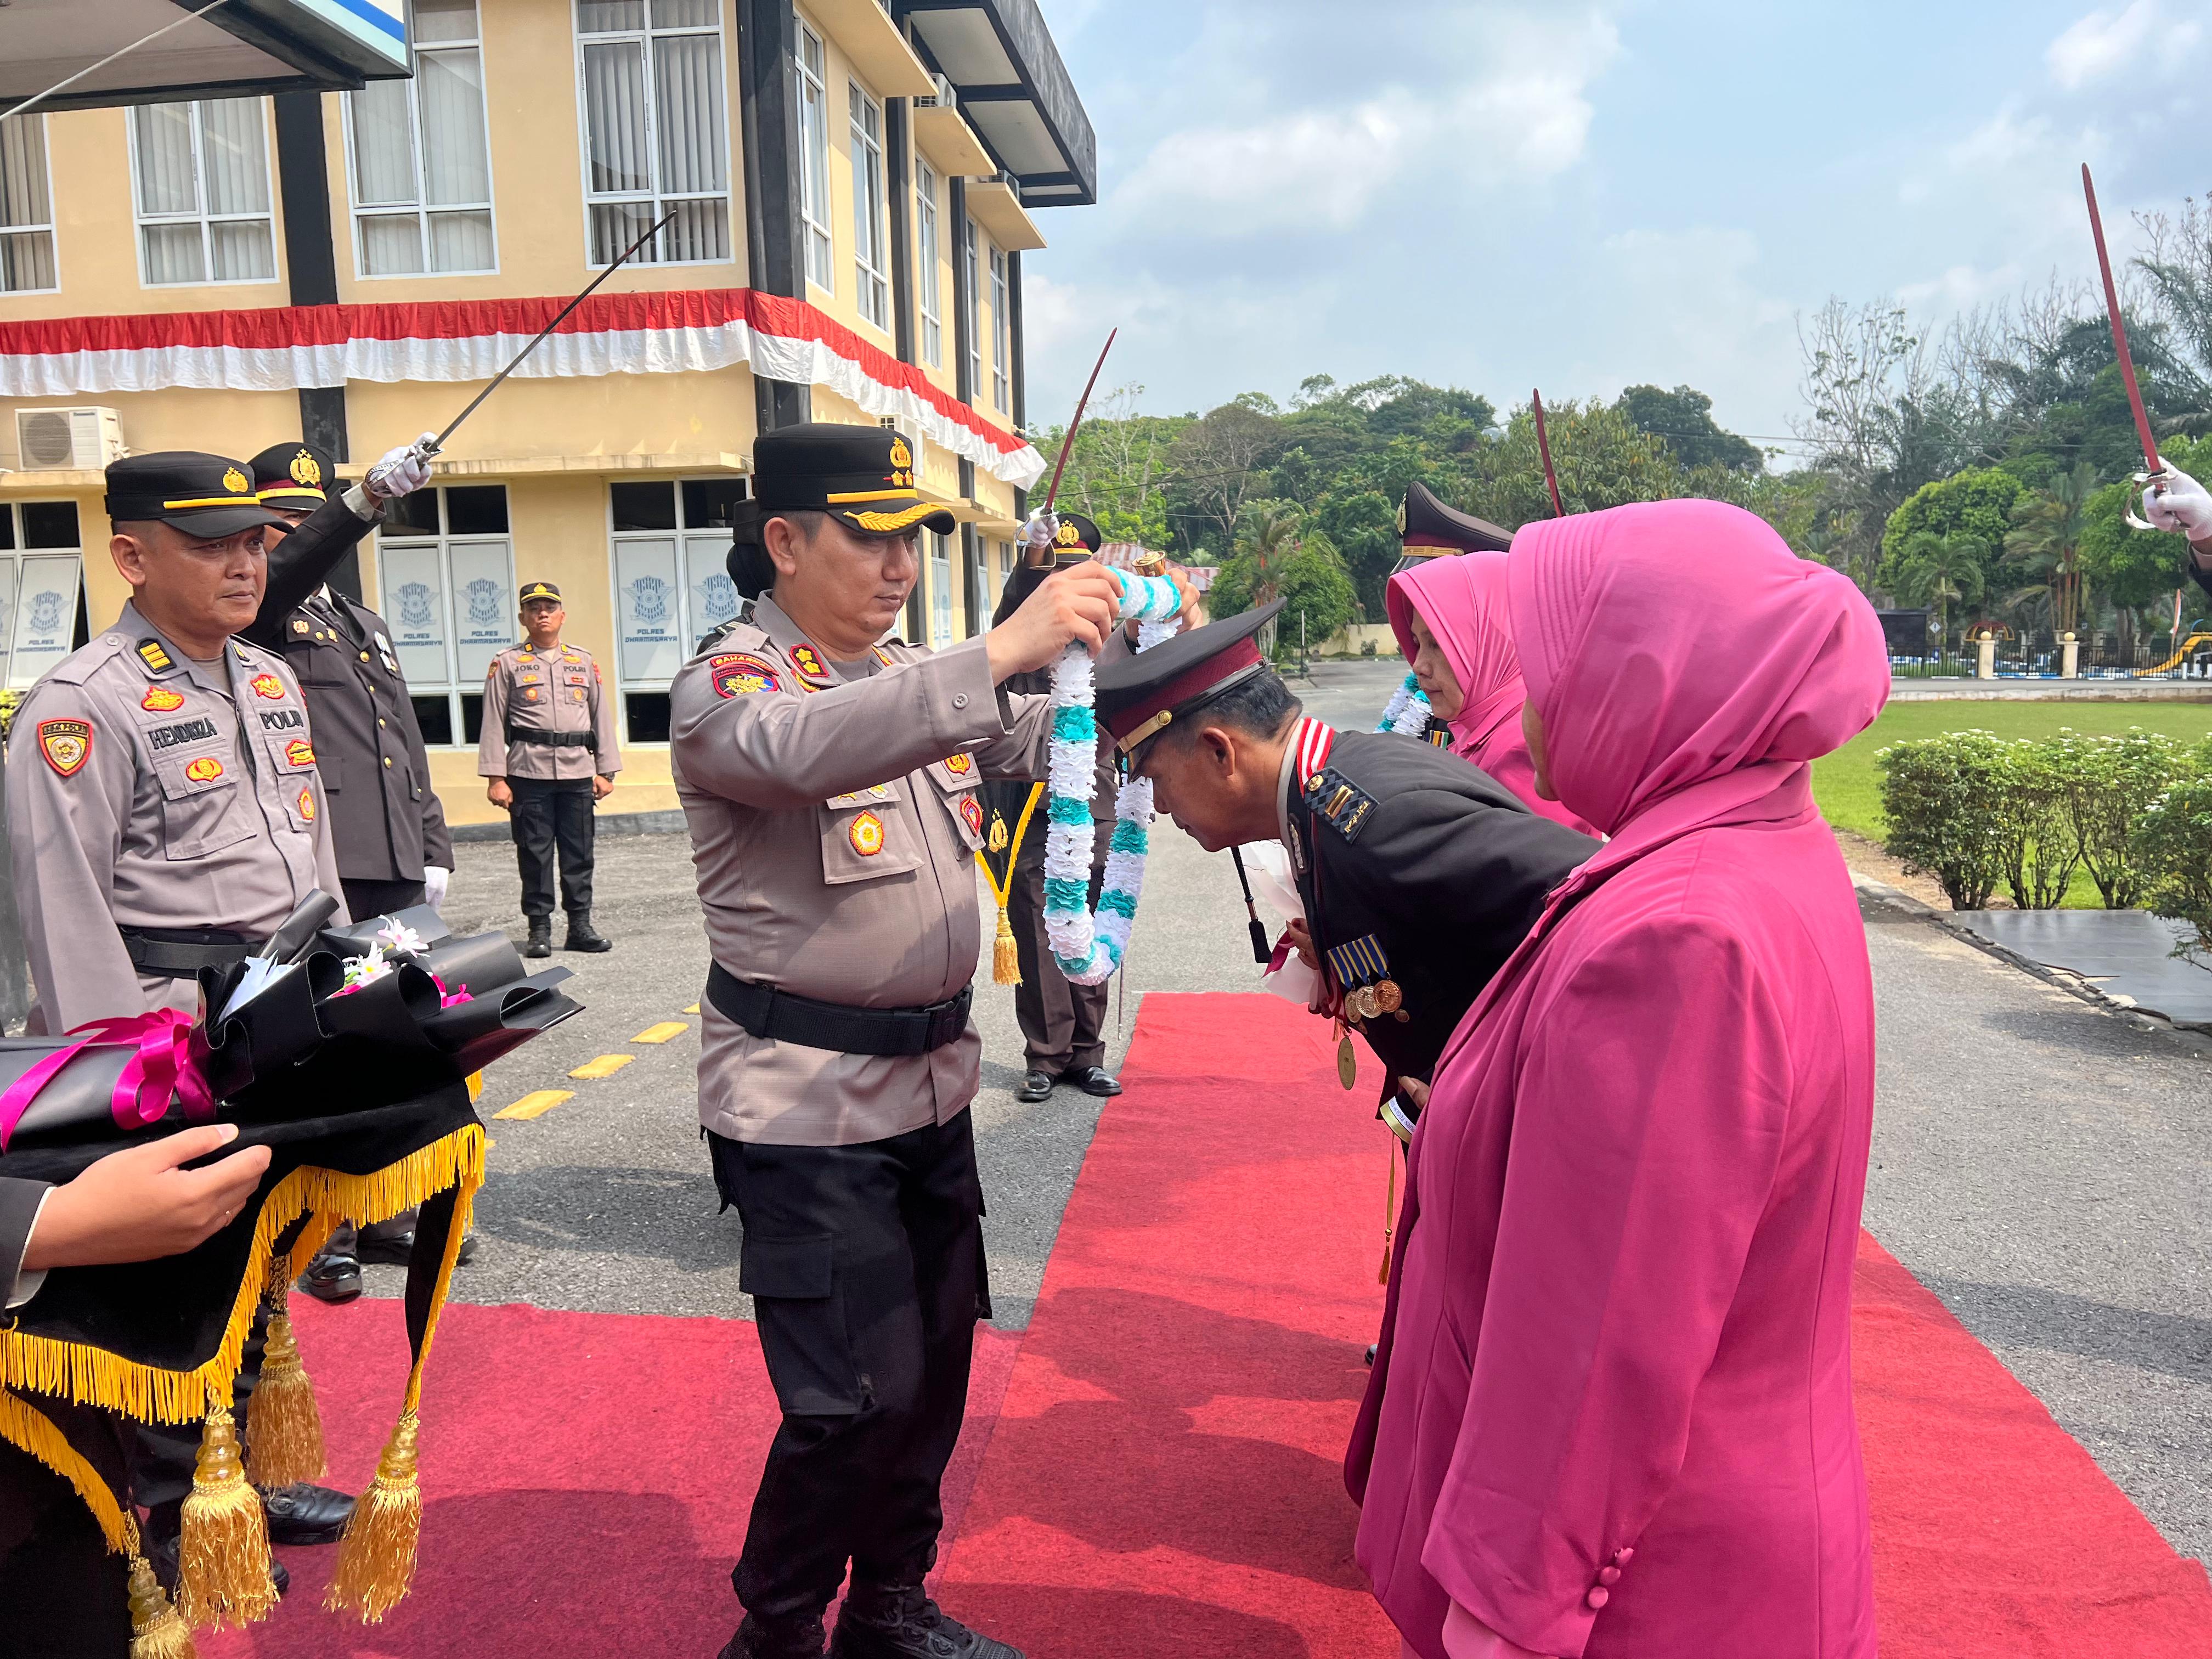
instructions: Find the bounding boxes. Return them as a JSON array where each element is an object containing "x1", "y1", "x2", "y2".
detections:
[
  {"x1": 917, "y1": 74, "x2": 956, "y2": 110},
  {"x1": 14, "y1": 407, "x2": 125, "y2": 471}
]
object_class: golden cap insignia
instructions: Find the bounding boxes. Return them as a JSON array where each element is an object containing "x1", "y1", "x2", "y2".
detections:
[
  {"x1": 1055, "y1": 521, "x2": 1082, "y2": 548},
  {"x1": 1396, "y1": 499, "x2": 1408, "y2": 534},
  {"x1": 222, "y1": 467, "x2": 250, "y2": 494},
  {"x1": 888, "y1": 438, "x2": 912, "y2": 470},
  {"x1": 289, "y1": 450, "x2": 323, "y2": 486}
]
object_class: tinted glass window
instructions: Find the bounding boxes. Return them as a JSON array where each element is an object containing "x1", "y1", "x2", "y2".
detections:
[
  {"x1": 386, "y1": 490, "x2": 441, "y2": 535},
  {"x1": 611, "y1": 482, "x2": 677, "y2": 532},
  {"x1": 460, "y1": 692, "x2": 487, "y2": 744},
  {"x1": 445, "y1": 486, "x2": 509, "y2": 534},
  {"x1": 20, "y1": 501, "x2": 76, "y2": 548},
  {"x1": 681, "y1": 477, "x2": 745, "y2": 528},
  {"x1": 413, "y1": 694, "x2": 454, "y2": 744},
  {"x1": 623, "y1": 691, "x2": 670, "y2": 742}
]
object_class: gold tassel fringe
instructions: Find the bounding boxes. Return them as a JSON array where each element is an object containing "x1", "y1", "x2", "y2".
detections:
[
  {"x1": 127, "y1": 1556, "x2": 199, "y2": 1659},
  {"x1": 1, "y1": 1126, "x2": 486, "y2": 1424},
  {"x1": 324, "y1": 1412, "x2": 422, "y2": 1623},
  {"x1": 992, "y1": 904, "x2": 1022, "y2": 986},
  {"x1": 177, "y1": 1402, "x2": 276, "y2": 1630},
  {"x1": 244, "y1": 1272, "x2": 326, "y2": 1488}
]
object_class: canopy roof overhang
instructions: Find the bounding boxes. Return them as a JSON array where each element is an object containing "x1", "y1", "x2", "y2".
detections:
[{"x1": 899, "y1": 0, "x2": 1096, "y2": 209}]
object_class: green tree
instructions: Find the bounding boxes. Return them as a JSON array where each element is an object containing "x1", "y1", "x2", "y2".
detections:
[
  {"x1": 1615, "y1": 383, "x2": 1763, "y2": 472},
  {"x1": 1878, "y1": 468, "x2": 2024, "y2": 596},
  {"x1": 1470, "y1": 398, "x2": 1684, "y2": 526},
  {"x1": 1894, "y1": 529, "x2": 1988, "y2": 646},
  {"x1": 1208, "y1": 504, "x2": 1358, "y2": 648},
  {"x1": 1312, "y1": 488, "x2": 1399, "y2": 620},
  {"x1": 1165, "y1": 399, "x2": 1284, "y2": 556},
  {"x1": 2002, "y1": 461, "x2": 2099, "y2": 637}
]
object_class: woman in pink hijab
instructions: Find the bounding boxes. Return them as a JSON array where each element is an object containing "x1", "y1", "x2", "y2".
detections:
[
  {"x1": 1385, "y1": 552, "x2": 1596, "y2": 836},
  {"x1": 1350, "y1": 500, "x2": 1889, "y2": 1659}
]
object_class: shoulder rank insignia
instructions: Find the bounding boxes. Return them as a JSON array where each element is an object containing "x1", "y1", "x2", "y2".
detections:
[
  {"x1": 1304, "y1": 766, "x2": 1375, "y2": 842},
  {"x1": 789, "y1": 644, "x2": 830, "y2": 686},
  {"x1": 710, "y1": 652, "x2": 782, "y2": 698},
  {"x1": 249, "y1": 672, "x2": 286, "y2": 701},
  {"x1": 140, "y1": 685, "x2": 185, "y2": 713},
  {"x1": 36, "y1": 718, "x2": 91, "y2": 778},
  {"x1": 136, "y1": 639, "x2": 173, "y2": 675},
  {"x1": 873, "y1": 645, "x2": 897, "y2": 668},
  {"x1": 290, "y1": 617, "x2": 312, "y2": 637}
]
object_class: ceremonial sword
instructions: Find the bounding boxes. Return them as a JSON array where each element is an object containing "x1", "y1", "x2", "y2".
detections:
[
  {"x1": 1042, "y1": 328, "x2": 1118, "y2": 514},
  {"x1": 1531, "y1": 388, "x2": 1565, "y2": 518},
  {"x1": 2081, "y1": 165, "x2": 2169, "y2": 529},
  {"x1": 410, "y1": 209, "x2": 676, "y2": 462}
]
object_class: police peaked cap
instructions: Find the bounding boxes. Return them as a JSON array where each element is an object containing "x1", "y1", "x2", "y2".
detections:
[
  {"x1": 1398, "y1": 481, "x2": 1513, "y2": 554},
  {"x1": 742, "y1": 423, "x2": 958, "y2": 538},
  {"x1": 1096, "y1": 600, "x2": 1286, "y2": 759},
  {"x1": 249, "y1": 441, "x2": 334, "y2": 510},
  {"x1": 105, "y1": 451, "x2": 287, "y2": 538}
]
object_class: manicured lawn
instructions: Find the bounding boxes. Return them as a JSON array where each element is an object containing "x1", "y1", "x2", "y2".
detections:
[{"x1": 1812, "y1": 697, "x2": 2212, "y2": 907}]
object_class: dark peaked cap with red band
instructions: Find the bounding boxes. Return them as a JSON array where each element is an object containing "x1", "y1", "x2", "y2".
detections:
[
  {"x1": 1400, "y1": 480, "x2": 1513, "y2": 553},
  {"x1": 1097, "y1": 599, "x2": 1285, "y2": 758}
]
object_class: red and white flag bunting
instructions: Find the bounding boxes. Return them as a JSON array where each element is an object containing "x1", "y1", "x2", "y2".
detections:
[{"x1": 0, "y1": 287, "x2": 1046, "y2": 489}]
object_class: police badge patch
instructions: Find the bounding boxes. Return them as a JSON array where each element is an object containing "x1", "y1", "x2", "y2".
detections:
[
  {"x1": 249, "y1": 673, "x2": 287, "y2": 700},
  {"x1": 959, "y1": 794, "x2": 985, "y2": 838},
  {"x1": 37, "y1": 719, "x2": 91, "y2": 778},
  {"x1": 140, "y1": 685, "x2": 185, "y2": 713},
  {"x1": 710, "y1": 652, "x2": 781, "y2": 698},
  {"x1": 184, "y1": 757, "x2": 224, "y2": 783},
  {"x1": 849, "y1": 811, "x2": 885, "y2": 856},
  {"x1": 298, "y1": 786, "x2": 317, "y2": 821},
  {"x1": 285, "y1": 739, "x2": 316, "y2": 768}
]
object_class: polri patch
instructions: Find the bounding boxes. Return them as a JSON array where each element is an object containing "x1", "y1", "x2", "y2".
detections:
[
  {"x1": 849, "y1": 810, "x2": 885, "y2": 856},
  {"x1": 710, "y1": 652, "x2": 782, "y2": 698},
  {"x1": 959, "y1": 794, "x2": 984, "y2": 838},
  {"x1": 943, "y1": 751, "x2": 973, "y2": 775},
  {"x1": 284, "y1": 738, "x2": 315, "y2": 768},
  {"x1": 37, "y1": 718, "x2": 91, "y2": 778},
  {"x1": 184, "y1": 756, "x2": 224, "y2": 783},
  {"x1": 249, "y1": 672, "x2": 286, "y2": 701},
  {"x1": 1305, "y1": 768, "x2": 1376, "y2": 843},
  {"x1": 140, "y1": 685, "x2": 185, "y2": 713},
  {"x1": 136, "y1": 639, "x2": 173, "y2": 674}
]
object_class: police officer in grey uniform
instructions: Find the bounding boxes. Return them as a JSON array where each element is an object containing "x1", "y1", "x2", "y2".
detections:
[
  {"x1": 477, "y1": 582, "x2": 620, "y2": 957},
  {"x1": 4, "y1": 450, "x2": 359, "y2": 1584},
  {"x1": 240, "y1": 439, "x2": 456, "y2": 1300},
  {"x1": 671, "y1": 424, "x2": 1133, "y2": 1659}
]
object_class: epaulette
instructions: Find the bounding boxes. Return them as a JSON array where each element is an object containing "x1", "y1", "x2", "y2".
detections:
[
  {"x1": 1303, "y1": 766, "x2": 1376, "y2": 842},
  {"x1": 692, "y1": 615, "x2": 759, "y2": 659},
  {"x1": 45, "y1": 633, "x2": 131, "y2": 688}
]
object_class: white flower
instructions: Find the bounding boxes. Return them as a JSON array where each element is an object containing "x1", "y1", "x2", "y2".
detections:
[
  {"x1": 341, "y1": 944, "x2": 393, "y2": 990},
  {"x1": 374, "y1": 919, "x2": 430, "y2": 957}
]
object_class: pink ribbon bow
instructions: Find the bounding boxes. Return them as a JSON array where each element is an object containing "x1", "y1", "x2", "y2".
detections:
[{"x1": 0, "y1": 1008, "x2": 216, "y2": 1153}]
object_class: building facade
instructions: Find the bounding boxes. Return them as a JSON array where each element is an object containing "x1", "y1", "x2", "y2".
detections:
[{"x1": 0, "y1": 0, "x2": 1094, "y2": 822}]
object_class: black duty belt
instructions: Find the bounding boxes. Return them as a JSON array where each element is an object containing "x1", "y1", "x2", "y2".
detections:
[
  {"x1": 705, "y1": 962, "x2": 972, "y2": 1058},
  {"x1": 506, "y1": 727, "x2": 596, "y2": 749},
  {"x1": 119, "y1": 926, "x2": 261, "y2": 978}
]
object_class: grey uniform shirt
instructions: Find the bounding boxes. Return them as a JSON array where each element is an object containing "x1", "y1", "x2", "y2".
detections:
[
  {"x1": 476, "y1": 641, "x2": 622, "y2": 781},
  {"x1": 5, "y1": 600, "x2": 344, "y2": 1035},
  {"x1": 669, "y1": 593, "x2": 1052, "y2": 1147}
]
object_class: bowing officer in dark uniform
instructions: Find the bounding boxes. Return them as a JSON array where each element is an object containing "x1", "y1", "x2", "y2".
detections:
[
  {"x1": 239, "y1": 439, "x2": 457, "y2": 1302},
  {"x1": 985, "y1": 511, "x2": 1122, "y2": 1103},
  {"x1": 1097, "y1": 601, "x2": 1597, "y2": 1138}
]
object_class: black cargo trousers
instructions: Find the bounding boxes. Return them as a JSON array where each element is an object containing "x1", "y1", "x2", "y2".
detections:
[{"x1": 707, "y1": 1110, "x2": 990, "y2": 1621}]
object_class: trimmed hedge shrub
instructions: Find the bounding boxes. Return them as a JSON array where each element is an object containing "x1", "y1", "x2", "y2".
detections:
[
  {"x1": 2136, "y1": 741, "x2": 2212, "y2": 956},
  {"x1": 1876, "y1": 731, "x2": 2010, "y2": 909}
]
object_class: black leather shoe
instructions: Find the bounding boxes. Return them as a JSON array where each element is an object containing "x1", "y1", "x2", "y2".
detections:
[
  {"x1": 148, "y1": 1529, "x2": 289, "y2": 1598},
  {"x1": 564, "y1": 911, "x2": 613, "y2": 952},
  {"x1": 1015, "y1": 1069, "x2": 1054, "y2": 1103},
  {"x1": 259, "y1": 1482, "x2": 354, "y2": 1545},
  {"x1": 1065, "y1": 1066, "x2": 1122, "y2": 1098},
  {"x1": 355, "y1": 1218, "x2": 414, "y2": 1265},
  {"x1": 523, "y1": 917, "x2": 553, "y2": 958},
  {"x1": 830, "y1": 1588, "x2": 1020, "y2": 1659},
  {"x1": 718, "y1": 1612, "x2": 827, "y2": 1659},
  {"x1": 298, "y1": 1250, "x2": 362, "y2": 1304}
]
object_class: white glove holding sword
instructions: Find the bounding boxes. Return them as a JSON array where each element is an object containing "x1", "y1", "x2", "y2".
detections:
[
  {"x1": 2140, "y1": 460, "x2": 2212, "y2": 556},
  {"x1": 363, "y1": 432, "x2": 438, "y2": 504}
]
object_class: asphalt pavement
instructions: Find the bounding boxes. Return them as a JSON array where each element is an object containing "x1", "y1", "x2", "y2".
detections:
[{"x1": 406, "y1": 656, "x2": 2208, "y2": 1560}]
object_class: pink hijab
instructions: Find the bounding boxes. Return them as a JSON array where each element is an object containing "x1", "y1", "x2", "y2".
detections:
[
  {"x1": 1385, "y1": 553, "x2": 1594, "y2": 835},
  {"x1": 1349, "y1": 501, "x2": 1889, "y2": 1659}
]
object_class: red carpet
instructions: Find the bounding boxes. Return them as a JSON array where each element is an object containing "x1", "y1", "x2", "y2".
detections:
[{"x1": 203, "y1": 992, "x2": 2210, "y2": 1657}]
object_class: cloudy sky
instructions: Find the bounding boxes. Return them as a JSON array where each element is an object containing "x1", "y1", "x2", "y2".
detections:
[{"x1": 1019, "y1": 0, "x2": 2212, "y2": 453}]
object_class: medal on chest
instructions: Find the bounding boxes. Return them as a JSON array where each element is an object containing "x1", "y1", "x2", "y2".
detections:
[
  {"x1": 1336, "y1": 1020, "x2": 1358, "y2": 1091},
  {"x1": 1325, "y1": 933, "x2": 1407, "y2": 1029}
]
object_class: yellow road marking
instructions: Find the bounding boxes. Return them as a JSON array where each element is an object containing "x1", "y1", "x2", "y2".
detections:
[
  {"x1": 684, "y1": 1003, "x2": 700, "y2": 1015},
  {"x1": 495, "y1": 1090, "x2": 573, "y2": 1120},
  {"x1": 631, "y1": 1020, "x2": 690, "y2": 1045},
  {"x1": 568, "y1": 1053, "x2": 634, "y2": 1080}
]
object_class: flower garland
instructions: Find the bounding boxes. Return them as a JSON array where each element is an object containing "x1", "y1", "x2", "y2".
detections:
[
  {"x1": 1376, "y1": 672, "x2": 1432, "y2": 737},
  {"x1": 1041, "y1": 568, "x2": 1183, "y2": 985}
]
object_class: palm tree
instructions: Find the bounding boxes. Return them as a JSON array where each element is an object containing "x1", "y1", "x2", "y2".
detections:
[
  {"x1": 1896, "y1": 529, "x2": 1988, "y2": 650},
  {"x1": 1238, "y1": 501, "x2": 1302, "y2": 607},
  {"x1": 2003, "y1": 462, "x2": 2097, "y2": 637}
]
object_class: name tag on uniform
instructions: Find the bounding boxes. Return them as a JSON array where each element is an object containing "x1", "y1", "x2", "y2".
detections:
[{"x1": 825, "y1": 783, "x2": 896, "y2": 808}]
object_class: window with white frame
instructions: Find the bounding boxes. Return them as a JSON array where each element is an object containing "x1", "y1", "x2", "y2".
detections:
[
  {"x1": 849, "y1": 82, "x2": 889, "y2": 331},
  {"x1": 129, "y1": 99, "x2": 276, "y2": 286},
  {"x1": 794, "y1": 21, "x2": 833, "y2": 291},
  {"x1": 990, "y1": 245, "x2": 1010, "y2": 414},
  {"x1": 347, "y1": 0, "x2": 495, "y2": 276},
  {"x1": 0, "y1": 116, "x2": 57, "y2": 294},
  {"x1": 606, "y1": 477, "x2": 747, "y2": 738},
  {"x1": 928, "y1": 529, "x2": 953, "y2": 649},
  {"x1": 915, "y1": 160, "x2": 942, "y2": 368},
  {"x1": 0, "y1": 501, "x2": 82, "y2": 690},
  {"x1": 574, "y1": 0, "x2": 730, "y2": 267},
  {"x1": 377, "y1": 485, "x2": 515, "y2": 746},
  {"x1": 963, "y1": 218, "x2": 981, "y2": 398}
]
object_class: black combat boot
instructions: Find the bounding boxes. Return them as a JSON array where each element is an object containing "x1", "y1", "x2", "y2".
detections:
[
  {"x1": 829, "y1": 1584, "x2": 1022, "y2": 1659},
  {"x1": 716, "y1": 1612, "x2": 827, "y2": 1659},
  {"x1": 523, "y1": 916, "x2": 553, "y2": 958},
  {"x1": 564, "y1": 910, "x2": 613, "y2": 953}
]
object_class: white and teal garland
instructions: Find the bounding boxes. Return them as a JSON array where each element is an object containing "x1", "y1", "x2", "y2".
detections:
[
  {"x1": 1378, "y1": 672, "x2": 1432, "y2": 737},
  {"x1": 1042, "y1": 566, "x2": 1183, "y2": 985}
]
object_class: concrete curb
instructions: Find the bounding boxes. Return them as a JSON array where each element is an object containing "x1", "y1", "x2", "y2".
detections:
[{"x1": 1851, "y1": 871, "x2": 2212, "y2": 1047}]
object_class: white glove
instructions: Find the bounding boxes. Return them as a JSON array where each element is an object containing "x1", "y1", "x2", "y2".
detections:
[
  {"x1": 2141, "y1": 461, "x2": 2212, "y2": 541},
  {"x1": 363, "y1": 435, "x2": 436, "y2": 504},
  {"x1": 1022, "y1": 510, "x2": 1060, "y2": 552},
  {"x1": 422, "y1": 865, "x2": 450, "y2": 911}
]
